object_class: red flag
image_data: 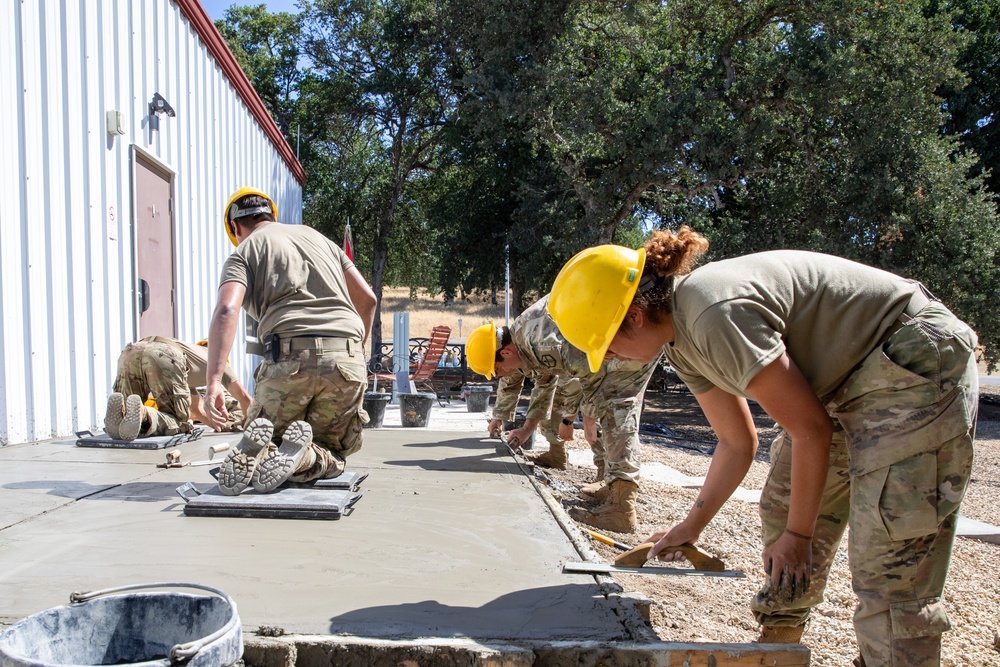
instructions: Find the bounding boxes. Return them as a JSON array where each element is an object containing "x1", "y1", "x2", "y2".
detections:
[{"x1": 343, "y1": 222, "x2": 354, "y2": 261}]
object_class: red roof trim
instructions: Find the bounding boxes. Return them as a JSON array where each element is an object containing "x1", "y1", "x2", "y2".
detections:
[{"x1": 174, "y1": 0, "x2": 306, "y2": 185}]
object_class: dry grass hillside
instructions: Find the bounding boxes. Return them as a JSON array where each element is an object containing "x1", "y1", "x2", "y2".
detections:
[{"x1": 372, "y1": 286, "x2": 508, "y2": 347}]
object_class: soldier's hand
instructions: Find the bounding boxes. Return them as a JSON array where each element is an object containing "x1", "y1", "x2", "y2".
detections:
[
  {"x1": 487, "y1": 419, "x2": 503, "y2": 439},
  {"x1": 646, "y1": 522, "x2": 700, "y2": 562},
  {"x1": 201, "y1": 382, "x2": 230, "y2": 432},
  {"x1": 508, "y1": 426, "x2": 532, "y2": 450},
  {"x1": 558, "y1": 417, "x2": 575, "y2": 442},
  {"x1": 761, "y1": 530, "x2": 813, "y2": 603}
]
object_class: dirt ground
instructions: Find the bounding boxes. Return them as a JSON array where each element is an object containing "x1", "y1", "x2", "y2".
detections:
[{"x1": 537, "y1": 376, "x2": 1000, "y2": 667}]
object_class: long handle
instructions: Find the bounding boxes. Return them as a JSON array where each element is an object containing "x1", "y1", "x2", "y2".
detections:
[
  {"x1": 614, "y1": 541, "x2": 726, "y2": 572},
  {"x1": 586, "y1": 529, "x2": 633, "y2": 552}
]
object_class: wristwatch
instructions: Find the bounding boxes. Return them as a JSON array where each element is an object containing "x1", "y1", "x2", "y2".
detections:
[{"x1": 561, "y1": 417, "x2": 573, "y2": 426}]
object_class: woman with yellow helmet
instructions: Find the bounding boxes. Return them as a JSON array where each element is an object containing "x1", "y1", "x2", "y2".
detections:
[{"x1": 547, "y1": 226, "x2": 978, "y2": 665}]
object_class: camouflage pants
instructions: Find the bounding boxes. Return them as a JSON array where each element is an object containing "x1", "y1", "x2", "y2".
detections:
[
  {"x1": 114, "y1": 340, "x2": 189, "y2": 436},
  {"x1": 753, "y1": 301, "x2": 977, "y2": 667},
  {"x1": 538, "y1": 377, "x2": 607, "y2": 456},
  {"x1": 113, "y1": 340, "x2": 243, "y2": 436},
  {"x1": 247, "y1": 342, "x2": 369, "y2": 482},
  {"x1": 589, "y1": 359, "x2": 657, "y2": 484}
]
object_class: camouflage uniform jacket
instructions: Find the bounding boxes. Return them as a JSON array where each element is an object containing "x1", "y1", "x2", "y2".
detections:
[{"x1": 494, "y1": 295, "x2": 657, "y2": 421}]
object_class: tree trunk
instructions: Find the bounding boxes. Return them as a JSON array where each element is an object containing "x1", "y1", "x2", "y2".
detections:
[{"x1": 369, "y1": 243, "x2": 389, "y2": 371}]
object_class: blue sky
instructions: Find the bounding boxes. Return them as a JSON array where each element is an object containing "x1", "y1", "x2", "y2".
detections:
[{"x1": 199, "y1": 0, "x2": 301, "y2": 22}]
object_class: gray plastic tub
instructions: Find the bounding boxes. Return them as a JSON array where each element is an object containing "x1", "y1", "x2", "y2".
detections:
[{"x1": 0, "y1": 583, "x2": 242, "y2": 667}]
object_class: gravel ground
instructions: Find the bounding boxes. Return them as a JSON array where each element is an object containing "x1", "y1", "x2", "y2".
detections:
[{"x1": 536, "y1": 383, "x2": 1000, "y2": 666}]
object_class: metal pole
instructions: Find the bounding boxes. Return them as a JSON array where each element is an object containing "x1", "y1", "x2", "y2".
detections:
[{"x1": 504, "y1": 244, "x2": 510, "y2": 326}]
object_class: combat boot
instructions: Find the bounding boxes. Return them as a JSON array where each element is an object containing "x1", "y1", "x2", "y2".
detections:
[
  {"x1": 579, "y1": 480, "x2": 609, "y2": 503},
  {"x1": 524, "y1": 440, "x2": 568, "y2": 469},
  {"x1": 579, "y1": 462, "x2": 608, "y2": 502},
  {"x1": 116, "y1": 394, "x2": 146, "y2": 441},
  {"x1": 757, "y1": 625, "x2": 805, "y2": 643},
  {"x1": 569, "y1": 479, "x2": 638, "y2": 532},
  {"x1": 104, "y1": 392, "x2": 125, "y2": 439}
]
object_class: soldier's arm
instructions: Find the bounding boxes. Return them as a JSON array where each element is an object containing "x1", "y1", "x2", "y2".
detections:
[
  {"x1": 345, "y1": 266, "x2": 376, "y2": 345},
  {"x1": 491, "y1": 371, "x2": 524, "y2": 422},
  {"x1": 227, "y1": 380, "x2": 253, "y2": 421},
  {"x1": 204, "y1": 281, "x2": 246, "y2": 430},
  {"x1": 525, "y1": 372, "x2": 557, "y2": 422}
]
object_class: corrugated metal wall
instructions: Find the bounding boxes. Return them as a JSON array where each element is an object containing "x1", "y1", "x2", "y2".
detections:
[{"x1": 0, "y1": 0, "x2": 303, "y2": 446}]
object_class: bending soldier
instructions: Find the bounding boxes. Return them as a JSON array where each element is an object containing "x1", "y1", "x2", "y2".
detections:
[
  {"x1": 489, "y1": 372, "x2": 602, "y2": 476},
  {"x1": 105, "y1": 336, "x2": 250, "y2": 440},
  {"x1": 548, "y1": 228, "x2": 978, "y2": 667}
]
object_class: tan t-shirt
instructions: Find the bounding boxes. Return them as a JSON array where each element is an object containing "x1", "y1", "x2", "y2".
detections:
[
  {"x1": 143, "y1": 336, "x2": 239, "y2": 389},
  {"x1": 219, "y1": 223, "x2": 364, "y2": 341},
  {"x1": 664, "y1": 250, "x2": 919, "y2": 400}
]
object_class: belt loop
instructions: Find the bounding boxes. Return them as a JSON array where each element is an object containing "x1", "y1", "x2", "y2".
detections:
[
  {"x1": 280, "y1": 339, "x2": 291, "y2": 355},
  {"x1": 347, "y1": 339, "x2": 354, "y2": 355}
]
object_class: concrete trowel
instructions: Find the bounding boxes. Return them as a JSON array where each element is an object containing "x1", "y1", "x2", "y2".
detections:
[
  {"x1": 614, "y1": 541, "x2": 725, "y2": 571},
  {"x1": 565, "y1": 530, "x2": 744, "y2": 578}
]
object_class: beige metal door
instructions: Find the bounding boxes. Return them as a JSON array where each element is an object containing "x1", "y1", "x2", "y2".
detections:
[{"x1": 133, "y1": 152, "x2": 176, "y2": 338}]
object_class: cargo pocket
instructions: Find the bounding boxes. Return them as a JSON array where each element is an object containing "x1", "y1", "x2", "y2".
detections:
[
  {"x1": 879, "y1": 452, "x2": 939, "y2": 542},
  {"x1": 340, "y1": 407, "x2": 368, "y2": 457},
  {"x1": 254, "y1": 359, "x2": 300, "y2": 384},
  {"x1": 334, "y1": 352, "x2": 368, "y2": 386},
  {"x1": 889, "y1": 597, "x2": 951, "y2": 639}
]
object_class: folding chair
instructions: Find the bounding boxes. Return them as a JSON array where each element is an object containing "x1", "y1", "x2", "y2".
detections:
[{"x1": 369, "y1": 325, "x2": 452, "y2": 405}]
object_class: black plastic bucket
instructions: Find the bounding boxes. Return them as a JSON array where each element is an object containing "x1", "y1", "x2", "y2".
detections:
[
  {"x1": 0, "y1": 583, "x2": 242, "y2": 667},
  {"x1": 362, "y1": 393, "x2": 391, "y2": 429},
  {"x1": 398, "y1": 392, "x2": 435, "y2": 427},
  {"x1": 465, "y1": 385, "x2": 493, "y2": 413}
]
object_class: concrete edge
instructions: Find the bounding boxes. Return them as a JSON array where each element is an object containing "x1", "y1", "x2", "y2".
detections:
[
  {"x1": 241, "y1": 635, "x2": 811, "y2": 666},
  {"x1": 521, "y1": 468, "x2": 661, "y2": 643}
]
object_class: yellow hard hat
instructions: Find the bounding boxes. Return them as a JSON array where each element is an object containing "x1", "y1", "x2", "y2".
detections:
[
  {"x1": 223, "y1": 187, "x2": 277, "y2": 246},
  {"x1": 548, "y1": 245, "x2": 646, "y2": 373},
  {"x1": 466, "y1": 323, "x2": 499, "y2": 379}
]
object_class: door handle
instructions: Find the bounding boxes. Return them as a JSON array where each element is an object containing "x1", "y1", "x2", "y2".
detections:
[{"x1": 139, "y1": 278, "x2": 150, "y2": 314}]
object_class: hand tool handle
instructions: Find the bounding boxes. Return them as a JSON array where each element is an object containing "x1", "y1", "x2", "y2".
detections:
[
  {"x1": 614, "y1": 541, "x2": 726, "y2": 572},
  {"x1": 586, "y1": 529, "x2": 632, "y2": 551}
]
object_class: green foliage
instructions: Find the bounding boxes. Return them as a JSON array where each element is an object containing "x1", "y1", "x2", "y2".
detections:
[
  {"x1": 417, "y1": 124, "x2": 584, "y2": 311},
  {"x1": 215, "y1": 5, "x2": 305, "y2": 136},
  {"x1": 299, "y1": 0, "x2": 460, "y2": 353},
  {"x1": 937, "y1": 0, "x2": 1000, "y2": 198},
  {"x1": 215, "y1": 0, "x2": 1000, "y2": 364}
]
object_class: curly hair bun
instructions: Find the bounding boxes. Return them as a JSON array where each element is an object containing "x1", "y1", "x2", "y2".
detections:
[{"x1": 644, "y1": 226, "x2": 709, "y2": 277}]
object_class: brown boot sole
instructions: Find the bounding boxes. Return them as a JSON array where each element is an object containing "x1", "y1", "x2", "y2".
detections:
[
  {"x1": 117, "y1": 395, "x2": 145, "y2": 441},
  {"x1": 252, "y1": 421, "x2": 313, "y2": 493},
  {"x1": 218, "y1": 418, "x2": 274, "y2": 496}
]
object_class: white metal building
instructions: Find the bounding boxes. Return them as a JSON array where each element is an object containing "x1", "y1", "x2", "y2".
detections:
[{"x1": 0, "y1": 0, "x2": 306, "y2": 446}]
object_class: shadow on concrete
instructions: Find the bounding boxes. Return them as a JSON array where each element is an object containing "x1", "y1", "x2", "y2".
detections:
[
  {"x1": 2, "y1": 480, "x2": 188, "y2": 503},
  {"x1": 380, "y1": 453, "x2": 515, "y2": 474},
  {"x1": 399, "y1": 438, "x2": 497, "y2": 451},
  {"x1": 326, "y1": 584, "x2": 628, "y2": 642}
]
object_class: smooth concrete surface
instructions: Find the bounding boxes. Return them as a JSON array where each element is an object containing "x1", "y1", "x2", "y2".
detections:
[{"x1": 0, "y1": 403, "x2": 634, "y2": 644}]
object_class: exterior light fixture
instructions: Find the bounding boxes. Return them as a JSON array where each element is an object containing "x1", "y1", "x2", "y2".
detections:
[{"x1": 148, "y1": 92, "x2": 176, "y2": 131}]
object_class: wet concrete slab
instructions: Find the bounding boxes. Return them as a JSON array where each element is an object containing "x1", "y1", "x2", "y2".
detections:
[{"x1": 0, "y1": 415, "x2": 631, "y2": 643}]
